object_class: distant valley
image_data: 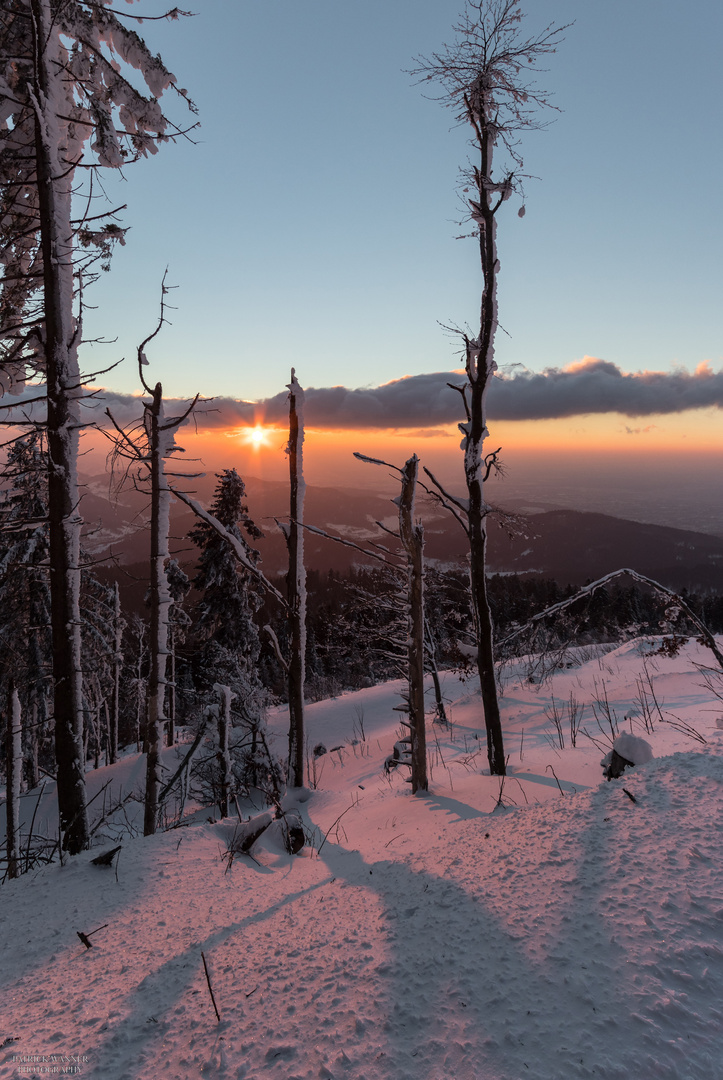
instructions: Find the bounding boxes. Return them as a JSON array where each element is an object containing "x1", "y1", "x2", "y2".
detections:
[{"x1": 81, "y1": 473, "x2": 723, "y2": 609}]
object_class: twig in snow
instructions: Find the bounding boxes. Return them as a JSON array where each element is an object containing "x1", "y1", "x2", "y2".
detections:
[
  {"x1": 545, "y1": 765, "x2": 565, "y2": 797},
  {"x1": 76, "y1": 923, "x2": 109, "y2": 950},
  {"x1": 510, "y1": 777, "x2": 529, "y2": 805},
  {"x1": 201, "y1": 951, "x2": 221, "y2": 1022},
  {"x1": 384, "y1": 834, "x2": 405, "y2": 848},
  {"x1": 622, "y1": 788, "x2": 637, "y2": 804},
  {"x1": 317, "y1": 804, "x2": 356, "y2": 855}
]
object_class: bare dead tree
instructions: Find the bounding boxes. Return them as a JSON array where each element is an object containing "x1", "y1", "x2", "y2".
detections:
[
  {"x1": 396, "y1": 456, "x2": 428, "y2": 792},
  {"x1": 412, "y1": 0, "x2": 567, "y2": 776},
  {"x1": 104, "y1": 283, "x2": 199, "y2": 836},
  {"x1": 282, "y1": 371, "x2": 306, "y2": 788},
  {"x1": 308, "y1": 452, "x2": 429, "y2": 794}
]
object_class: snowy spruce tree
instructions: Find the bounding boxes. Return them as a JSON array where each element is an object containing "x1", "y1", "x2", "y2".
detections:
[
  {"x1": 0, "y1": 0, "x2": 195, "y2": 852},
  {"x1": 187, "y1": 470, "x2": 275, "y2": 805},
  {"x1": 413, "y1": 0, "x2": 566, "y2": 776},
  {"x1": 189, "y1": 470, "x2": 264, "y2": 702}
]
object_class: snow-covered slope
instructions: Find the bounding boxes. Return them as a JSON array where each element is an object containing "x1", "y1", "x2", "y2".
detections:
[{"x1": 2, "y1": 638, "x2": 723, "y2": 1080}]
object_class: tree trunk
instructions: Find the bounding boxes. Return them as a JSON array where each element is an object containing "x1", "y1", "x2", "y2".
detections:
[
  {"x1": 6, "y1": 687, "x2": 22, "y2": 879},
  {"x1": 166, "y1": 626, "x2": 176, "y2": 748},
  {"x1": 27, "y1": 697, "x2": 40, "y2": 790},
  {"x1": 31, "y1": 0, "x2": 88, "y2": 850},
  {"x1": 286, "y1": 370, "x2": 306, "y2": 788},
  {"x1": 424, "y1": 615, "x2": 448, "y2": 724},
  {"x1": 462, "y1": 102, "x2": 506, "y2": 776},
  {"x1": 398, "y1": 456, "x2": 428, "y2": 793},
  {"x1": 216, "y1": 684, "x2": 232, "y2": 818},
  {"x1": 144, "y1": 383, "x2": 171, "y2": 836},
  {"x1": 109, "y1": 582, "x2": 120, "y2": 764}
]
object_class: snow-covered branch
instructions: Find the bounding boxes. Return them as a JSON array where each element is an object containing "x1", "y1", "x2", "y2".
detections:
[{"x1": 498, "y1": 567, "x2": 723, "y2": 671}]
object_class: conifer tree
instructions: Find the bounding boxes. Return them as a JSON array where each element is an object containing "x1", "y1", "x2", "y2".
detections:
[{"x1": 189, "y1": 470, "x2": 264, "y2": 696}]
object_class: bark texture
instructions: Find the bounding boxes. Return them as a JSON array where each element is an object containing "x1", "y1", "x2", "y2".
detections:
[
  {"x1": 286, "y1": 371, "x2": 306, "y2": 788},
  {"x1": 398, "y1": 456, "x2": 428, "y2": 793},
  {"x1": 143, "y1": 383, "x2": 170, "y2": 836},
  {"x1": 32, "y1": 0, "x2": 88, "y2": 849},
  {"x1": 5, "y1": 687, "x2": 22, "y2": 879}
]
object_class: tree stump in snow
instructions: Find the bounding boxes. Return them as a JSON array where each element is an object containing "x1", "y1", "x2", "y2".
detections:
[{"x1": 602, "y1": 749, "x2": 635, "y2": 780}]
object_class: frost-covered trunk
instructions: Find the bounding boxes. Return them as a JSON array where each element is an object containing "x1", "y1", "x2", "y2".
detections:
[
  {"x1": 109, "y1": 582, "x2": 121, "y2": 764},
  {"x1": 463, "y1": 108, "x2": 506, "y2": 777},
  {"x1": 27, "y1": 698, "x2": 40, "y2": 790},
  {"x1": 398, "y1": 457, "x2": 428, "y2": 793},
  {"x1": 5, "y1": 687, "x2": 22, "y2": 879},
  {"x1": 215, "y1": 684, "x2": 233, "y2": 819},
  {"x1": 166, "y1": 631, "x2": 176, "y2": 749},
  {"x1": 286, "y1": 370, "x2": 306, "y2": 788},
  {"x1": 144, "y1": 384, "x2": 172, "y2": 836},
  {"x1": 31, "y1": 0, "x2": 88, "y2": 850}
]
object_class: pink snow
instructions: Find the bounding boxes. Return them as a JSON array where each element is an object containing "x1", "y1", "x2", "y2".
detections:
[{"x1": 1, "y1": 637, "x2": 723, "y2": 1079}]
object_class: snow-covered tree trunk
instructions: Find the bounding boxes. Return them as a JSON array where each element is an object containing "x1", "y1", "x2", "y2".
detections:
[
  {"x1": 286, "y1": 370, "x2": 306, "y2": 788},
  {"x1": 27, "y1": 699, "x2": 40, "y2": 790},
  {"x1": 167, "y1": 632, "x2": 176, "y2": 749},
  {"x1": 5, "y1": 687, "x2": 22, "y2": 879},
  {"x1": 397, "y1": 456, "x2": 428, "y2": 793},
  {"x1": 215, "y1": 684, "x2": 233, "y2": 819},
  {"x1": 144, "y1": 383, "x2": 172, "y2": 836},
  {"x1": 30, "y1": 0, "x2": 88, "y2": 850},
  {"x1": 462, "y1": 100, "x2": 506, "y2": 778},
  {"x1": 415, "y1": 2, "x2": 566, "y2": 777},
  {"x1": 109, "y1": 583, "x2": 121, "y2": 764}
]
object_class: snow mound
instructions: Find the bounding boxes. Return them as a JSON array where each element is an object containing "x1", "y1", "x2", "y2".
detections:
[{"x1": 613, "y1": 731, "x2": 654, "y2": 765}]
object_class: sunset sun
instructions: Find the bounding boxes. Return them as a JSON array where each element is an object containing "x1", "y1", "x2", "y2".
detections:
[{"x1": 244, "y1": 424, "x2": 271, "y2": 449}]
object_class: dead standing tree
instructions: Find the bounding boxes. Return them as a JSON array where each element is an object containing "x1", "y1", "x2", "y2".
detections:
[
  {"x1": 105, "y1": 285, "x2": 198, "y2": 835},
  {"x1": 413, "y1": 0, "x2": 567, "y2": 776},
  {"x1": 307, "y1": 453, "x2": 428, "y2": 794},
  {"x1": 279, "y1": 370, "x2": 306, "y2": 789},
  {"x1": 394, "y1": 455, "x2": 427, "y2": 792}
]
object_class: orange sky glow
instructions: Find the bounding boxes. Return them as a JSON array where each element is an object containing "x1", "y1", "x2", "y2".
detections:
[{"x1": 129, "y1": 407, "x2": 722, "y2": 490}]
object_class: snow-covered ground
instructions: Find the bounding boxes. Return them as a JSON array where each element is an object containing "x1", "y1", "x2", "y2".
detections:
[{"x1": 2, "y1": 637, "x2": 723, "y2": 1080}]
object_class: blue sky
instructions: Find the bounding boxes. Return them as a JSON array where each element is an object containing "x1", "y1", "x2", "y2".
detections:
[{"x1": 82, "y1": 0, "x2": 723, "y2": 405}]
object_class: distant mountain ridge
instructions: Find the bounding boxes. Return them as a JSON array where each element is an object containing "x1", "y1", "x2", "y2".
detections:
[{"x1": 80, "y1": 473, "x2": 723, "y2": 602}]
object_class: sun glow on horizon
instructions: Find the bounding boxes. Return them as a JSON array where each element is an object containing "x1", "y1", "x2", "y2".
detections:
[{"x1": 239, "y1": 424, "x2": 274, "y2": 450}]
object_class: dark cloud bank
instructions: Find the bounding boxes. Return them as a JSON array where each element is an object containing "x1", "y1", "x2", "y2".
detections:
[
  {"x1": 166, "y1": 358, "x2": 723, "y2": 430},
  {"x1": 7, "y1": 359, "x2": 722, "y2": 430}
]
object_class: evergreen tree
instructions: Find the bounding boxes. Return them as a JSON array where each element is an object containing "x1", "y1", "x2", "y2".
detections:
[
  {"x1": 187, "y1": 470, "x2": 273, "y2": 802},
  {"x1": 188, "y1": 468, "x2": 263, "y2": 695}
]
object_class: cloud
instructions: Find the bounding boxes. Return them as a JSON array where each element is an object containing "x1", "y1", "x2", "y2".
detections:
[
  {"x1": 489, "y1": 358, "x2": 723, "y2": 421},
  {"x1": 4, "y1": 359, "x2": 722, "y2": 432},
  {"x1": 220, "y1": 360, "x2": 723, "y2": 427},
  {"x1": 624, "y1": 424, "x2": 657, "y2": 436}
]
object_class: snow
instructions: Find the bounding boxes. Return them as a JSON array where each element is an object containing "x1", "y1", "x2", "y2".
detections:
[
  {"x1": 612, "y1": 731, "x2": 654, "y2": 766},
  {"x1": 2, "y1": 637, "x2": 723, "y2": 1079}
]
